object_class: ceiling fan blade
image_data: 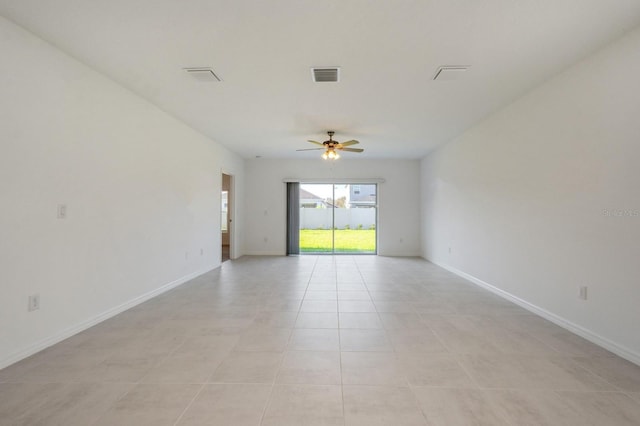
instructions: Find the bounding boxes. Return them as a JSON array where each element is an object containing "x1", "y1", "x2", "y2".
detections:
[
  {"x1": 296, "y1": 148, "x2": 325, "y2": 151},
  {"x1": 339, "y1": 140, "x2": 359, "y2": 146},
  {"x1": 340, "y1": 147, "x2": 364, "y2": 153},
  {"x1": 307, "y1": 140, "x2": 325, "y2": 146}
]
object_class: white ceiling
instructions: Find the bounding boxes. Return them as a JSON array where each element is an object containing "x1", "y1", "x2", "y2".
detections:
[{"x1": 2, "y1": 1, "x2": 640, "y2": 159}]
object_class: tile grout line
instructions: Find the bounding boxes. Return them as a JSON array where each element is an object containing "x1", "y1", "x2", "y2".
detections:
[
  {"x1": 89, "y1": 381, "x2": 137, "y2": 426},
  {"x1": 258, "y1": 254, "x2": 320, "y2": 425},
  {"x1": 172, "y1": 383, "x2": 206, "y2": 426},
  {"x1": 564, "y1": 356, "x2": 625, "y2": 392},
  {"x1": 6, "y1": 256, "x2": 640, "y2": 425},
  {"x1": 420, "y1": 300, "x2": 521, "y2": 425},
  {"x1": 355, "y1": 256, "x2": 418, "y2": 421},
  {"x1": 402, "y1": 274, "x2": 476, "y2": 425},
  {"x1": 336, "y1": 256, "x2": 347, "y2": 425},
  {"x1": 427, "y1": 323, "x2": 484, "y2": 391}
]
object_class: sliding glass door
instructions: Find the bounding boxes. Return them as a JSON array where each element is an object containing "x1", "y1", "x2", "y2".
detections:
[
  {"x1": 299, "y1": 183, "x2": 376, "y2": 254},
  {"x1": 334, "y1": 183, "x2": 377, "y2": 253},
  {"x1": 299, "y1": 184, "x2": 333, "y2": 252}
]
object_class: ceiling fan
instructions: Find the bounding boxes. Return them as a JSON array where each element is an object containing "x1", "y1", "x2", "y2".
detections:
[{"x1": 297, "y1": 131, "x2": 364, "y2": 160}]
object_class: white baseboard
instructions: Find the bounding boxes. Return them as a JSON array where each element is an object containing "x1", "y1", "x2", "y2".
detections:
[
  {"x1": 0, "y1": 265, "x2": 219, "y2": 370},
  {"x1": 429, "y1": 258, "x2": 640, "y2": 367},
  {"x1": 243, "y1": 251, "x2": 286, "y2": 256},
  {"x1": 244, "y1": 252, "x2": 422, "y2": 257},
  {"x1": 378, "y1": 252, "x2": 421, "y2": 257}
]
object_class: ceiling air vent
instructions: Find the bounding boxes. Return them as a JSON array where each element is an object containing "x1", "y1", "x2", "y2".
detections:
[
  {"x1": 312, "y1": 67, "x2": 340, "y2": 82},
  {"x1": 183, "y1": 67, "x2": 222, "y2": 82},
  {"x1": 433, "y1": 66, "x2": 469, "y2": 81}
]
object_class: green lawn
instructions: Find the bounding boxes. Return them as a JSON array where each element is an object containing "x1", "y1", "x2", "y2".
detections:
[{"x1": 300, "y1": 229, "x2": 376, "y2": 253}]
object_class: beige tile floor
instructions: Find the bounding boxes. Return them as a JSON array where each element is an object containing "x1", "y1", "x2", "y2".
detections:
[{"x1": 2, "y1": 256, "x2": 640, "y2": 425}]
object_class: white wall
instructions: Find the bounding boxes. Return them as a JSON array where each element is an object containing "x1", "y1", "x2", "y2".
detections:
[
  {"x1": 244, "y1": 159, "x2": 421, "y2": 256},
  {"x1": 0, "y1": 17, "x2": 244, "y2": 368},
  {"x1": 420, "y1": 27, "x2": 640, "y2": 363}
]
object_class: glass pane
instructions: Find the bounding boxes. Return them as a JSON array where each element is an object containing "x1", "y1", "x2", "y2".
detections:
[
  {"x1": 334, "y1": 184, "x2": 376, "y2": 253},
  {"x1": 221, "y1": 191, "x2": 229, "y2": 232},
  {"x1": 299, "y1": 184, "x2": 334, "y2": 253},
  {"x1": 298, "y1": 183, "x2": 376, "y2": 254}
]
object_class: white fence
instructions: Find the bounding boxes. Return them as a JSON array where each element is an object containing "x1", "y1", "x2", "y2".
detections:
[{"x1": 300, "y1": 208, "x2": 376, "y2": 230}]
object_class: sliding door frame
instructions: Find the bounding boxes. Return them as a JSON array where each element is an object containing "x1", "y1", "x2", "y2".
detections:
[{"x1": 296, "y1": 181, "x2": 378, "y2": 255}]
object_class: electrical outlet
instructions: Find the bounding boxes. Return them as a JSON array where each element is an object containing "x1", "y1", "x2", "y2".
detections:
[
  {"x1": 57, "y1": 204, "x2": 67, "y2": 219},
  {"x1": 28, "y1": 294, "x2": 40, "y2": 312},
  {"x1": 200, "y1": 248, "x2": 204, "y2": 256},
  {"x1": 579, "y1": 286, "x2": 588, "y2": 300}
]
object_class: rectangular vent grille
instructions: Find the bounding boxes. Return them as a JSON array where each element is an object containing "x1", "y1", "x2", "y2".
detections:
[
  {"x1": 312, "y1": 67, "x2": 340, "y2": 82},
  {"x1": 184, "y1": 67, "x2": 222, "y2": 82}
]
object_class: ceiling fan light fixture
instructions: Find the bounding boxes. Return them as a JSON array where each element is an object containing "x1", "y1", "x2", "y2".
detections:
[
  {"x1": 298, "y1": 131, "x2": 362, "y2": 159},
  {"x1": 322, "y1": 149, "x2": 340, "y2": 160}
]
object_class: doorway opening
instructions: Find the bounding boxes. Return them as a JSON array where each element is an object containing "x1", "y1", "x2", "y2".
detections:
[
  {"x1": 299, "y1": 183, "x2": 377, "y2": 254},
  {"x1": 221, "y1": 173, "x2": 232, "y2": 262}
]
